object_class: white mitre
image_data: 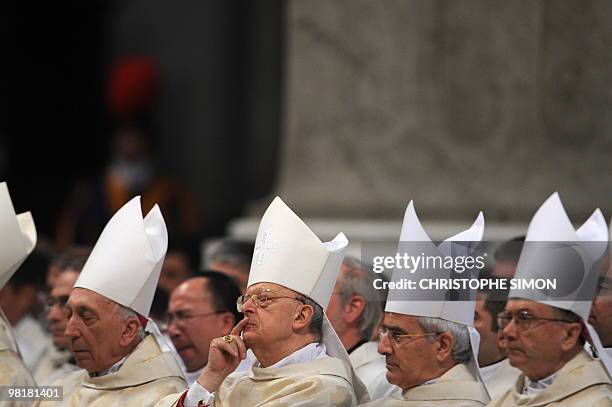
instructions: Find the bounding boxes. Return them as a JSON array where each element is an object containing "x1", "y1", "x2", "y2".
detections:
[
  {"x1": 509, "y1": 192, "x2": 610, "y2": 378},
  {"x1": 0, "y1": 182, "x2": 37, "y2": 290},
  {"x1": 385, "y1": 200, "x2": 490, "y2": 400},
  {"x1": 74, "y1": 196, "x2": 167, "y2": 317},
  {"x1": 247, "y1": 196, "x2": 369, "y2": 403}
]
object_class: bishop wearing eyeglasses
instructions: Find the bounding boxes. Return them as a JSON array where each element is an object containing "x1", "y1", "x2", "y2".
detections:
[
  {"x1": 488, "y1": 193, "x2": 612, "y2": 407},
  {"x1": 360, "y1": 201, "x2": 490, "y2": 406},
  {"x1": 162, "y1": 197, "x2": 369, "y2": 406}
]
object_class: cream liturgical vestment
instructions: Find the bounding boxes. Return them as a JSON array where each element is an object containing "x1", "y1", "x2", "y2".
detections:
[
  {"x1": 0, "y1": 182, "x2": 38, "y2": 406},
  {"x1": 359, "y1": 364, "x2": 489, "y2": 407},
  {"x1": 38, "y1": 335, "x2": 186, "y2": 407},
  {"x1": 487, "y1": 351, "x2": 611, "y2": 407},
  {"x1": 33, "y1": 342, "x2": 80, "y2": 385},
  {"x1": 213, "y1": 356, "x2": 357, "y2": 406},
  {"x1": 0, "y1": 311, "x2": 36, "y2": 407}
]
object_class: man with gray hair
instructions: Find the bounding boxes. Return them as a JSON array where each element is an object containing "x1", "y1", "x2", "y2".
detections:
[
  {"x1": 39, "y1": 197, "x2": 186, "y2": 407},
  {"x1": 361, "y1": 311, "x2": 487, "y2": 406},
  {"x1": 205, "y1": 238, "x2": 254, "y2": 291},
  {"x1": 361, "y1": 201, "x2": 489, "y2": 406},
  {"x1": 327, "y1": 256, "x2": 393, "y2": 398}
]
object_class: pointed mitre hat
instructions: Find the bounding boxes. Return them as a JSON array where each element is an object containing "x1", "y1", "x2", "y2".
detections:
[
  {"x1": 509, "y1": 192, "x2": 610, "y2": 378},
  {"x1": 385, "y1": 201, "x2": 490, "y2": 400},
  {"x1": 0, "y1": 182, "x2": 37, "y2": 290},
  {"x1": 74, "y1": 196, "x2": 167, "y2": 317},
  {"x1": 247, "y1": 197, "x2": 369, "y2": 403}
]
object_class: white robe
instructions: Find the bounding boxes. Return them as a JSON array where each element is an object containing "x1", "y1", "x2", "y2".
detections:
[
  {"x1": 487, "y1": 351, "x2": 612, "y2": 407},
  {"x1": 13, "y1": 315, "x2": 50, "y2": 373},
  {"x1": 349, "y1": 341, "x2": 395, "y2": 400},
  {"x1": 0, "y1": 309, "x2": 36, "y2": 407},
  {"x1": 360, "y1": 363, "x2": 489, "y2": 407},
  {"x1": 38, "y1": 334, "x2": 186, "y2": 407},
  {"x1": 479, "y1": 358, "x2": 520, "y2": 400},
  {"x1": 33, "y1": 341, "x2": 80, "y2": 385}
]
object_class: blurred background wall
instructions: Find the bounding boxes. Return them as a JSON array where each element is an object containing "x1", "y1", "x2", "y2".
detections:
[
  {"x1": 278, "y1": 0, "x2": 612, "y2": 222},
  {"x1": 1, "y1": 0, "x2": 612, "y2": 257}
]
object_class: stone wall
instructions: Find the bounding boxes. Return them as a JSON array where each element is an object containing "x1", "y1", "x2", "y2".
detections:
[{"x1": 277, "y1": 0, "x2": 612, "y2": 222}]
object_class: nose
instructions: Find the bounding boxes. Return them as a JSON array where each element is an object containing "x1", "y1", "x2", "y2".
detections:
[
  {"x1": 64, "y1": 314, "x2": 80, "y2": 339},
  {"x1": 501, "y1": 317, "x2": 518, "y2": 340},
  {"x1": 240, "y1": 295, "x2": 257, "y2": 314},
  {"x1": 166, "y1": 319, "x2": 182, "y2": 337},
  {"x1": 378, "y1": 332, "x2": 393, "y2": 355}
]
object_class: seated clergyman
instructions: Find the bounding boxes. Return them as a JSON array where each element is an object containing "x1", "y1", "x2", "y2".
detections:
[
  {"x1": 326, "y1": 256, "x2": 394, "y2": 400},
  {"x1": 360, "y1": 200, "x2": 489, "y2": 407},
  {"x1": 487, "y1": 193, "x2": 612, "y2": 406},
  {"x1": 193, "y1": 283, "x2": 357, "y2": 405},
  {"x1": 38, "y1": 197, "x2": 186, "y2": 407},
  {"x1": 164, "y1": 197, "x2": 367, "y2": 406},
  {"x1": 488, "y1": 299, "x2": 611, "y2": 406}
]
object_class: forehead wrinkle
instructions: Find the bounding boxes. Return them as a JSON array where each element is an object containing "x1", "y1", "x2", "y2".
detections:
[{"x1": 246, "y1": 282, "x2": 296, "y2": 296}]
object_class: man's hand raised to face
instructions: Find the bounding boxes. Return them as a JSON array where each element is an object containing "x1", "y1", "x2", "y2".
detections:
[{"x1": 197, "y1": 317, "x2": 249, "y2": 393}]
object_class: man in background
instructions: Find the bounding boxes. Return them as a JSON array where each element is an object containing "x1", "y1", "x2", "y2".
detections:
[
  {"x1": 491, "y1": 237, "x2": 524, "y2": 279},
  {"x1": 326, "y1": 256, "x2": 393, "y2": 399},
  {"x1": 35, "y1": 249, "x2": 89, "y2": 384},
  {"x1": 204, "y1": 238, "x2": 254, "y2": 291},
  {"x1": 158, "y1": 249, "x2": 192, "y2": 296},
  {"x1": 473, "y1": 281, "x2": 519, "y2": 399},
  {"x1": 167, "y1": 271, "x2": 241, "y2": 385}
]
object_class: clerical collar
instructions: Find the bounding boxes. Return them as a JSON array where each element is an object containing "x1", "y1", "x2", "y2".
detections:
[
  {"x1": 89, "y1": 355, "x2": 128, "y2": 378},
  {"x1": 259, "y1": 342, "x2": 327, "y2": 369},
  {"x1": 522, "y1": 370, "x2": 560, "y2": 394},
  {"x1": 347, "y1": 338, "x2": 369, "y2": 355}
]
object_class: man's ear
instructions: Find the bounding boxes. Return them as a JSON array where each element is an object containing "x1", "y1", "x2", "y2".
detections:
[
  {"x1": 435, "y1": 332, "x2": 454, "y2": 363},
  {"x1": 293, "y1": 303, "x2": 314, "y2": 331},
  {"x1": 119, "y1": 317, "x2": 142, "y2": 347},
  {"x1": 344, "y1": 295, "x2": 366, "y2": 325},
  {"x1": 560, "y1": 322, "x2": 582, "y2": 351}
]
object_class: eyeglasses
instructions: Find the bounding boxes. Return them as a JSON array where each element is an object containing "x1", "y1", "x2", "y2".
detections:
[
  {"x1": 496, "y1": 310, "x2": 574, "y2": 333},
  {"x1": 236, "y1": 287, "x2": 304, "y2": 312},
  {"x1": 378, "y1": 326, "x2": 438, "y2": 345},
  {"x1": 165, "y1": 310, "x2": 221, "y2": 326}
]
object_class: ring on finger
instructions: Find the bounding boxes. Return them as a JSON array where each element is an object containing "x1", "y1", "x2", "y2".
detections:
[{"x1": 222, "y1": 335, "x2": 233, "y2": 344}]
